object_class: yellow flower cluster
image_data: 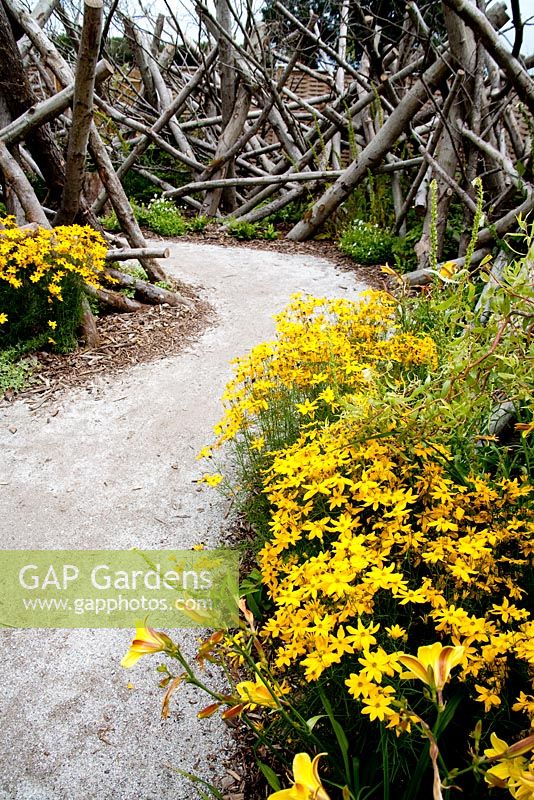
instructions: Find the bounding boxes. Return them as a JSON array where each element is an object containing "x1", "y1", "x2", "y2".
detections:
[
  {"x1": 0, "y1": 216, "x2": 106, "y2": 315},
  {"x1": 485, "y1": 733, "x2": 534, "y2": 800},
  {"x1": 257, "y1": 419, "x2": 532, "y2": 720},
  {"x1": 199, "y1": 290, "x2": 533, "y2": 797},
  {"x1": 212, "y1": 291, "x2": 437, "y2": 446}
]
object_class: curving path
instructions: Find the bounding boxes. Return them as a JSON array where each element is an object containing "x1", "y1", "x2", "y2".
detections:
[{"x1": 0, "y1": 242, "x2": 367, "y2": 800}]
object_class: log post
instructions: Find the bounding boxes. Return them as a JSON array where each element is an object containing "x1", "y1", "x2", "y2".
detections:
[{"x1": 54, "y1": 0, "x2": 103, "y2": 226}]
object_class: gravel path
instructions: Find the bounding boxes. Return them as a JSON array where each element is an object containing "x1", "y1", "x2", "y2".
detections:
[{"x1": 0, "y1": 242, "x2": 366, "y2": 800}]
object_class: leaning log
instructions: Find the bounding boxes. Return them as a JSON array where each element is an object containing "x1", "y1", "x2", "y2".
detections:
[
  {"x1": 287, "y1": 55, "x2": 451, "y2": 240},
  {"x1": 0, "y1": 140, "x2": 50, "y2": 225},
  {"x1": 84, "y1": 283, "x2": 146, "y2": 313},
  {"x1": 105, "y1": 247, "x2": 170, "y2": 261},
  {"x1": 442, "y1": 0, "x2": 534, "y2": 116},
  {"x1": 0, "y1": 60, "x2": 113, "y2": 145},
  {"x1": 105, "y1": 267, "x2": 195, "y2": 310}
]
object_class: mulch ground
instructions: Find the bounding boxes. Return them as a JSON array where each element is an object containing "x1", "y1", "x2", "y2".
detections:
[{"x1": 1, "y1": 277, "x2": 213, "y2": 410}]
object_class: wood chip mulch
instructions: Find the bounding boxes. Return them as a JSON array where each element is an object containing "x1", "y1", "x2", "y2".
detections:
[{"x1": 1, "y1": 281, "x2": 213, "y2": 410}]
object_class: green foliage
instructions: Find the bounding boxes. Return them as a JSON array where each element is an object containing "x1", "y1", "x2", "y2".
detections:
[
  {"x1": 265, "y1": 200, "x2": 308, "y2": 226},
  {"x1": 339, "y1": 219, "x2": 397, "y2": 265},
  {"x1": 0, "y1": 347, "x2": 35, "y2": 394},
  {"x1": 186, "y1": 215, "x2": 209, "y2": 233},
  {"x1": 100, "y1": 201, "x2": 208, "y2": 238},
  {"x1": 100, "y1": 208, "x2": 121, "y2": 232},
  {"x1": 392, "y1": 224, "x2": 422, "y2": 273},
  {"x1": 141, "y1": 198, "x2": 188, "y2": 236},
  {"x1": 120, "y1": 263, "x2": 148, "y2": 281},
  {"x1": 0, "y1": 272, "x2": 83, "y2": 354},
  {"x1": 226, "y1": 219, "x2": 279, "y2": 241}
]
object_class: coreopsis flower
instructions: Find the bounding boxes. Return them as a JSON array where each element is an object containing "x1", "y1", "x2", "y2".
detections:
[
  {"x1": 121, "y1": 624, "x2": 175, "y2": 668},
  {"x1": 268, "y1": 753, "x2": 330, "y2": 800}
]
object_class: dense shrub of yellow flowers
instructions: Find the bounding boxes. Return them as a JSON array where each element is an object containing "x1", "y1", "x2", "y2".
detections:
[
  {"x1": 122, "y1": 277, "x2": 533, "y2": 799},
  {"x1": 198, "y1": 288, "x2": 533, "y2": 799},
  {"x1": 0, "y1": 217, "x2": 106, "y2": 351}
]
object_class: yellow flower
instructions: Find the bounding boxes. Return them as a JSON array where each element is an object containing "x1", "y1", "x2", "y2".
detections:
[
  {"x1": 121, "y1": 624, "x2": 174, "y2": 668},
  {"x1": 475, "y1": 684, "x2": 502, "y2": 713},
  {"x1": 0, "y1": 312, "x2": 7, "y2": 324},
  {"x1": 385, "y1": 624, "x2": 407, "y2": 641},
  {"x1": 361, "y1": 685, "x2": 396, "y2": 722},
  {"x1": 296, "y1": 399, "x2": 318, "y2": 418},
  {"x1": 398, "y1": 642, "x2": 465, "y2": 691},
  {"x1": 236, "y1": 674, "x2": 281, "y2": 709},
  {"x1": 438, "y1": 261, "x2": 457, "y2": 280},
  {"x1": 268, "y1": 753, "x2": 330, "y2": 800},
  {"x1": 515, "y1": 420, "x2": 534, "y2": 438},
  {"x1": 203, "y1": 473, "x2": 223, "y2": 487},
  {"x1": 47, "y1": 320, "x2": 57, "y2": 330}
]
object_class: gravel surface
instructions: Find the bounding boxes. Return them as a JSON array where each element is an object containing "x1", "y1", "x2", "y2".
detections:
[{"x1": 0, "y1": 242, "x2": 367, "y2": 800}]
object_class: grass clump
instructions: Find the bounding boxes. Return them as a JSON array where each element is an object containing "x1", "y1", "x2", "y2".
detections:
[
  {"x1": 226, "y1": 219, "x2": 278, "y2": 241},
  {"x1": 339, "y1": 219, "x2": 397, "y2": 265}
]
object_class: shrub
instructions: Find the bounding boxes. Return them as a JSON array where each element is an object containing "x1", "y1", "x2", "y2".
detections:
[
  {"x1": 226, "y1": 219, "x2": 278, "y2": 241},
  {"x1": 99, "y1": 208, "x2": 121, "y2": 232},
  {"x1": 101, "y1": 200, "x2": 207, "y2": 237},
  {"x1": 186, "y1": 214, "x2": 209, "y2": 233},
  {"x1": 339, "y1": 219, "x2": 397, "y2": 264},
  {"x1": 0, "y1": 218, "x2": 106, "y2": 353},
  {"x1": 141, "y1": 197, "x2": 188, "y2": 236}
]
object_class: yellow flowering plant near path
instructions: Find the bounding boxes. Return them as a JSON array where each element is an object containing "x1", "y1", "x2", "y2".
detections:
[
  {"x1": 0, "y1": 217, "x2": 106, "y2": 353},
  {"x1": 123, "y1": 235, "x2": 533, "y2": 799}
]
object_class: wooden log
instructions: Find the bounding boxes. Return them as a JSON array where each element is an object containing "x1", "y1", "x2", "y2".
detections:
[
  {"x1": 402, "y1": 248, "x2": 492, "y2": 285},
  {"x1": 80, "y1": 295, "x2": 101, "y2": 347},
  {"x1": 201, "y1": 82, "x2": 253, "y2": 216},
  {"x1": 420, "y1": 148, "x2": 478, "y2": 214},
  {"x1": 0, "y1": 140, "x2": 50, "y2": 225},
  {"x1": 458, "y1": 121, "x2": 526, "y2": 184},
  {"x1": 124, "y1": 17, "x2": 157, "y2": 108},
  {"x1": 105, "y1": 247, "x2": 170, "y2": 261},
  {"x1": 0, "y1": 60, "x2": 113, "y2": 145},
  {"x1": 286, "y1": 55, "x2": 451, "y2": 240},
  {"x1": 143, "y1": 35, "x2": 198, "y2": 170},
  {"x1": 18, "y1": 0, "x2": 59, "y2": 59},
  {"x1": 84, "y1": 283, "x2": 146, "y2": 313},
  {"x1": 91, "y1": 47, "x2": 218, "y2": 214},
  {"x1": 54, "y1": 0, "x2": 104, "y2": 226},
  {"x1": 442, "y1": 0, "x2": 534, "y2": 115},
  {"x1": 88, "y1": 125, "x2": 166, "y2": 282},
  {"x1": 93, "y1": 95, "x2": 202, "y2": 172},
  {"x1": 105, "y1": 267, "x2": 195, "y2": 310}
]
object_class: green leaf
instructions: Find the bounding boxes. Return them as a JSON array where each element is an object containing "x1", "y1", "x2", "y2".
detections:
[
  {"x1": 258, "y1": 761, "x2": 282, "y2": 791},
  {"x1": 167, "y1": 767, "x2": 225, "y2": 799},
  {"x1": 306, "y1": 714, "x2": 327, "y2": 731}
]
